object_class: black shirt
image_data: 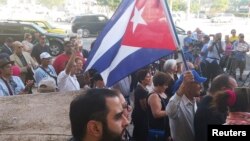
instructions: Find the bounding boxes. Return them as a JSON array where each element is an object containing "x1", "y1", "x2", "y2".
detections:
[
  {"x1": 31, "y1": 44, "x2": 50, "y2": 64},
  {"x1": 194, "y1": 95, "x2": 227, "y2": 141}
]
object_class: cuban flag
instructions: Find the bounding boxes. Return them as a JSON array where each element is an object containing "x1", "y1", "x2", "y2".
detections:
[{"x1": 85, "y1": 0, "x2": 179, "y2": 87}]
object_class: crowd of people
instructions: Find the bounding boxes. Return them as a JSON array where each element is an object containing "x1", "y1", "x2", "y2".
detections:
[
  {"x1": 183, "y1": 28, "x2": 249, "y2": 90},
  {"x1": 0, "y1": 32, "x2": 89, "y2": 95},
  {"x1": 0, "y1": 28, "x2": 250, "y2": 141}
]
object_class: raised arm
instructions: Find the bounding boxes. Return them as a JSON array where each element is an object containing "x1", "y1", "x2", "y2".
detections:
[
  {"x1": 65, "y1": 50, "x2": 76, "y2": 75},
  {"x1": 166, "y1": 71, "x2": 194, "y2": 119}
]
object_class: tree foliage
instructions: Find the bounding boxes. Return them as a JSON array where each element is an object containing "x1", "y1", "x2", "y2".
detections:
[
  {"x1": 36, "y1": 0, "x2": 65, "y2": 9},
  {"x1": 191, "y1": 0, "x2": 200, "y2": 13},
  {"x1": 210, "y1": 0, "x2": 229, "y2": 13},
  {"x1": 172, "y1": 0, "x2": 187, "y2": 11},
  {"x1": 96, "y1": 0, "x2": 109, "y2": 5},
  {"x1": 96, "y1": 0, "x2": 121, "y2": 10},
  {"x1": 0, "y1": 0, "x2": 7, "y2": 5}
]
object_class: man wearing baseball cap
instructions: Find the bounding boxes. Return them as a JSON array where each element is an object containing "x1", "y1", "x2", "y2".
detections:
[
  {"x1": 34, "y1": 52, "x2": 57, "y2": 85},
  {"x1": 166, "y1": 70, "x2": 207, "y2": 141}
]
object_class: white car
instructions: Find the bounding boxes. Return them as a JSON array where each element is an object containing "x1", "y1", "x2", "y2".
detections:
[{"x1": 211, "y1": 13, "x2": 235, "y2": 23}]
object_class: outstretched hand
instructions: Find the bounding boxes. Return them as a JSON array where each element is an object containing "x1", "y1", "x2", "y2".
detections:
[{"x1": 26, "y1": 80, "x2": 34, "y2": 87}]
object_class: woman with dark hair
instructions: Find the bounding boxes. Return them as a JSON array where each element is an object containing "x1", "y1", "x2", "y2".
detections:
[
  {"x1": 147, "y1": 72, "x2": 172, "y2": 141},
  {"x1": 194, "y1": 74, "x2": 238, "y2": 141},
  {"x1": 212, "y1": 87, "x2": 250, "y2": 125},
  {"x1": 132, "y1": 69, "x2": 151, "y2": 141}
]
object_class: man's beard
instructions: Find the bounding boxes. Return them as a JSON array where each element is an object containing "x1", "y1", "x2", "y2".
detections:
[{"x1": 100, "y1": 121, "x2": 125, "y2": 141}]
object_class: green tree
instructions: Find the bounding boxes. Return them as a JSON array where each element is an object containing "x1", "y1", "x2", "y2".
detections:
[
  {"x1": 96, "y1": 0, "x2": 109, "y2": 5},
  {"x1": 191, "y1": 0, "x2": 200, "y2": 13},
  {"x1": 97, "y1": 0, "x2": 121, "y2": 10},
  {"x1": 210, "y1": 0, "x2": 229, "y2": 13},
  {"x1": 172, "y1": 0, "x2": 187, "y2": 11},
  {"x1": 0, "y1": 0, "x2": 7, "y2": 5},
  {"x1": 37, "y1": 0, "x2": 65, "y2": 9},
  {"x1": 240, "y1": 0, "x2": 250, "y2": 3}
]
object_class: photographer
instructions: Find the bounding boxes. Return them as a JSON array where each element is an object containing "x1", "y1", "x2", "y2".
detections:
[{"x1": 205, "y1": 33, "x2": 225, "y2": 84}]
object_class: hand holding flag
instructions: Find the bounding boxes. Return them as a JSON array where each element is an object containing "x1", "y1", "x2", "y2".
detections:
[{"x1": 84, "y1": 0, "x2": 179, "y2": 87}]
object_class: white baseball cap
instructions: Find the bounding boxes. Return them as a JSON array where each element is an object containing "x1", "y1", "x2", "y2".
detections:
[
  {"x1": 40, "y1": 52, "x2": 52, "y2": 59},
  {"x1": 38, "y1": 77, "x2": 57, "y2": 93}
]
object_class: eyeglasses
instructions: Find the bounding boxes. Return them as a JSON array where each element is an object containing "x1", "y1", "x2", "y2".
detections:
[{"x1": 240, "y1": 36, "x2": 244, "y2": 38}]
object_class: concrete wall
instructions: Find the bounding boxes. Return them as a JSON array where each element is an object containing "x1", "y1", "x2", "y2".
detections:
[{"x1": 0, "y1": 90, "x2": 85, "y2": 141}]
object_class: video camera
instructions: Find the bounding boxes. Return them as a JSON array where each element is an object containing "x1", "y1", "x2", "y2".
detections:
[{"x1": 188, "y1": 39, "x2": 203, "y2": 57}]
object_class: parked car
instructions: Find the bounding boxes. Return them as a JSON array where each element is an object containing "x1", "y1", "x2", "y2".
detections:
[
  {"x1": 211, "y1": 13, "x2": 235, "y2": 23},
  {"x1": 7, "y1": 19, "x2": 66, "y2": 34},
  {"x1": 195, "y1": 13, "x2": 208, "y2": 19},
  {"x1": 71, "y1": 14, "x2": 108, "y2": 37},
  {"x1": 0, "y1": 21, "x2": 66, "y2": 56}
]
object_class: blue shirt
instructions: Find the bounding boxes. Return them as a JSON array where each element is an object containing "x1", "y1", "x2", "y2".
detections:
[
  {"x1": 0, "y1": 76, "x2": 25, "y2": 96},
  {"x1": 34, "y1": 65, "x2": 57, "y2": 85},
  {"x1": 183, "y1": 37, "x2": 193, "y2": 52}
]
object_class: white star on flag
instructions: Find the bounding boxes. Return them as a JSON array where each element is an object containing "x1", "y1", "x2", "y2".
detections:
[{"x1": 130, "y1": 6, "x2": 147, "y2": 33}]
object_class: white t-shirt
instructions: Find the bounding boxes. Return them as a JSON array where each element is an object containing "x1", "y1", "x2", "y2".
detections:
[{"x1": 57, "y1": 70, "x2": 80, "y2": 92}]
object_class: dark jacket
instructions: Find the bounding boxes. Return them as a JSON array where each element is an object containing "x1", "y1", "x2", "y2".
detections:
[
  {"x1": 0, "y1": 44, "x2": 13, "y2": 56},
  {"x1": 194, "y1": 95, "x2": 227, "y2": 141}
]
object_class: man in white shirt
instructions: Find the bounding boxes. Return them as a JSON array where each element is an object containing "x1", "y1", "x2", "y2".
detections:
[
  {"x1": 166, "y1": 70, "x2": 207, "y2": 141},
  {"x1": 57, "y1": 46, "x2": 80, "y2": 92}
]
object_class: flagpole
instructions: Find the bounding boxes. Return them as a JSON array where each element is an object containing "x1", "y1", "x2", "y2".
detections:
[{"x1": 160, "y1": 0, "x2": 189, "y2": 71}]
